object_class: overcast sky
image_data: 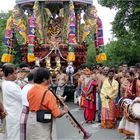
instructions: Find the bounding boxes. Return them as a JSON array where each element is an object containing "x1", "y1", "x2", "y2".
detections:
[{"x1": 0, "y1": 0, "x2": 116, "y2": 44}]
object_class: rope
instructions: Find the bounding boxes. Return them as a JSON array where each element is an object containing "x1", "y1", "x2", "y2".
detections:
[
  {"x1": 40, "y1": 49, "x2": 53, "y2": 61},
  {"x1": 40, "y1": 44, "x2": 67, "y2": 61},
  {"x1": 57, "y1": 47, "x2": 67, "y2": 61}
]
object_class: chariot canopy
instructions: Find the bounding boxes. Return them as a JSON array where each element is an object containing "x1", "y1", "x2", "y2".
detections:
[{"x1": 16, "y1": 0, "x2": 93, "y2": 5}]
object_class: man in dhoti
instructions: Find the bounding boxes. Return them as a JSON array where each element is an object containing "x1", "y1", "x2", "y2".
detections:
[
  {"x1": 100, "y1": 69, "x2": 119, "y2": 128},
  {"x1": 2, "y1": 64, "x2": 22, "y2": 140}
]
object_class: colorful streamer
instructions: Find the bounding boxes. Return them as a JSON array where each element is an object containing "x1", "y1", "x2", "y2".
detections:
[
  {"x1": 27, "y1": 15, "x2": 36, "y2": 62},
  {"x1": 67, "y1": 0, "x2": 76, "y2": 62},
  {"x1": 82, "y1": 6, "x2": 107, "y2": 62},
  {"x1": 94, "y1": 17, "x2": 107, "y2": 62},
  {"x1": 1, "y1": 16, "x2": 14, "y2": 63}
]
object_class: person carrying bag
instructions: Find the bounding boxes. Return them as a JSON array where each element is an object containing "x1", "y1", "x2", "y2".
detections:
[
  {"x1": 37, "y1": 89, "x2": 52, "y2": 123},
  {"x1": 26, "y1": 68, "x2": 68, "y2": 140}
]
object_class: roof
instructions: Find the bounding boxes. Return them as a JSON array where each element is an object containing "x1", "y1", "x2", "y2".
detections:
[{"x1": 16, "y1": 0, "x2": 93, "y2": 5}]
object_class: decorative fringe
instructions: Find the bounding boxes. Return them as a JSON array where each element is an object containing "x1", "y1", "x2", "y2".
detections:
[
  {"x1": 96, "y1": 53, "x2": 107, "y2": 62},
  {"x1": 1, "y1": 54, "x2": 13, "y2": 63},
  {"x1": 1, "y1": 16, "x2": 14, "y2": 63},
  {"x1": 67, "y1": 53, "x2": 75, "y2": 62},
  {"x1": 27, "y1": 54, "x2": 36, "y2": 63}
]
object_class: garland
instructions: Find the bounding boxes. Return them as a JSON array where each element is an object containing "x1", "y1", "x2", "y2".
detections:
[
  {"x1": 27, "y1": 15, "x2": 36, "y2": 62},
  {"x1": 94, "y1": 17, "x2": 107, "y2": 62},
  {"x1": 1, "y1": 5, "x2": 27, "y2": 63},
  {"x1": 67, "y1": 0, "x2": 76, "y2": 62},
  {"x1": 1, "y1": 16, "x2": 14, "y2": 63},
  {"x1": 82, "y1": 6, "x2": 107, "y2": 63}
]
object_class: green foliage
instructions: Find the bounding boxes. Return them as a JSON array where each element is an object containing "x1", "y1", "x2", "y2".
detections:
[
  {"x1": 86, "y1": 42, "x2": 96, "y2": 65},
  {"x1": 104, "y1": 38, "x2": 140, "y2": 66},
  {"x1": 0, "y1": 11, "x2": 12, "y2": 43},
  {"x1": 98, "y1": 0, "x2": 140, "y2": 66}
]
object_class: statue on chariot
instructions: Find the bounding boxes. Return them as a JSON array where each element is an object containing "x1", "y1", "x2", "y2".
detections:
[{"x1": 1, "y1": 0, "x2": 106, "y2": 76}]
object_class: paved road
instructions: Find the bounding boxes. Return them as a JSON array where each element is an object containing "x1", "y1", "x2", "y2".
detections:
[
  {"x1": 0, "y1": 102, "x2": 133, "y2": 140},
  {"x1": 57, "y1": 102, "x2": 133, "y2": 140}
]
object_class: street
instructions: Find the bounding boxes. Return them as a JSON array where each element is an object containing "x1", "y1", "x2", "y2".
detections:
[
  {"x1": 0, "y1": 102, "x2": 133, "y2": 140},
  {"x1": 57, "y1": 102, "x2": 132, "y2": 140}
]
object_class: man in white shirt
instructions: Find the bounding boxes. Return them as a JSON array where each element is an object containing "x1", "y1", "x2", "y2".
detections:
[{"x1": 2, "y1": 64, "x2": 22, "y2": 140}]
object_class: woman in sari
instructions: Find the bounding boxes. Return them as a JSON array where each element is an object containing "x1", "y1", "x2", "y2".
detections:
[{"x1": 81, "y1": 67, "x2": 97, "y2": 123}]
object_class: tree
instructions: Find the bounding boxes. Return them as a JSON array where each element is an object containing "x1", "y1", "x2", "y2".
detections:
[
  {"x1": 98, "y1": 0, "x2": 140, "y2": 66},
  {"x1": 86, "y1": 42, "x2": 96, "y2": 65}
]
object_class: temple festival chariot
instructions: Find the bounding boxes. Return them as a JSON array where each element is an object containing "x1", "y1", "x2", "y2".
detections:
[{"x1": 1, "y1": 0, "x2": 106, "y2": 76}]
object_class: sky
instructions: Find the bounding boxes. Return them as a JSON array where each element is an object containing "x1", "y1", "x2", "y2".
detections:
[{"x1": 0, "y1": 0, "x2": 116, "y2": 44}]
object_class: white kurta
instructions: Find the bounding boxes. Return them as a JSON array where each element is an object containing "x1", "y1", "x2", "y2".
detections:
[
  {"x1": 21, "y1": 84, "x2": 34, "y2": 107},
  {"x1": 2, "y1": 80, "x2": 22, "y2": 140}
]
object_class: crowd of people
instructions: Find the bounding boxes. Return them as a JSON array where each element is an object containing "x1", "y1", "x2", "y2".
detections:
[
  {"x1": 0, "y1": 63, "x2": 68, "y2": 140},
  {"x1": 73, "y1": 63, "x2": 140, "y2": 140},
  {"x1": 0, "y1": 62, "x2": 140, "y2": 140}
]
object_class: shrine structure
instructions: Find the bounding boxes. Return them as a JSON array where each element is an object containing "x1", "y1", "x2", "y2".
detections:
[{"x1": 1, "y1": 0, "x2": 106, "y2": 75}]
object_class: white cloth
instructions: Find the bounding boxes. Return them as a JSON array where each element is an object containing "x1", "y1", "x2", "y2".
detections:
[
  {"x1": 2, "y1": 80, "x2": 22, "y2": 140},
  {"x1": 118, "y1": 117, "x2": 135, "y2": 134},
  {"x1": 135, "y1": 121, "x2": 140, "y2": 140},
  {"x1": 74, "y1": 91, "x2": 78, "y2": 104},
  {"x1": 21, "y1": 84, "x2": 34, "y2": 107},
  {"x1": 66, "y1": 66, "x2": 74, "y2": 74},
  {"x1": 66, "y1": 66, "x2": 74, "y2": 85},
  {"x1": 27, "y1": 112, "x2": 57, "y2": 140}
]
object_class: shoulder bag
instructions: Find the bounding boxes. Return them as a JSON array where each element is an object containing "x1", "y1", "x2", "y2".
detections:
[{"x1": 36, "y1": 89, "x2": 52, "y2": 123}]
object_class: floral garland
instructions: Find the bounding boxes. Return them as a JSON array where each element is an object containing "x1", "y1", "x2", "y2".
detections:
[
  {"x1": 27, "y1": 15, "x2": 36, "y2": 62},
  {"x1": 94, "y1": 17, "x2": 107, "y2": 62},
  {"x1": 1, "y1": 16, "x2": 14, "y2": 63},
  {"x1": 82, "y1": 6, "x2": 107, "y2": 63},
  {"x1": 67, "y1": 0, "x2": 76, "y2": 62}
]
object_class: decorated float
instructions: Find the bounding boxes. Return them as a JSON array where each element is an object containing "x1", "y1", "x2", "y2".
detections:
[{"x1": 1, "y1": 0, "x2": 106, "y2": 75}]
